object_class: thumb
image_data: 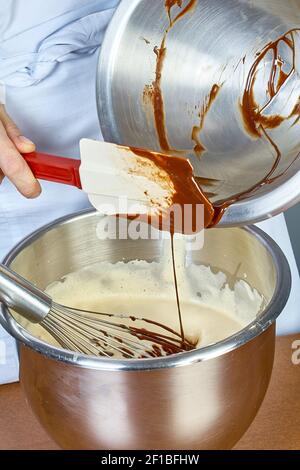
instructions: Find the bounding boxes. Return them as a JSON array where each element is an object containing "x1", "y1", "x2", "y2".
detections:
[{"x1": 0, "y1": 105, "x2": 35, "y2": 154}]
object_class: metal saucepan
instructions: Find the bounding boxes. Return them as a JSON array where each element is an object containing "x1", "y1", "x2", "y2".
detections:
[
  {"x1": 0, "y1": 210, "x2": 291, "y2": 449},
  {"x1": 97, "y1": 0, "x2": 300, "y2": 226}
]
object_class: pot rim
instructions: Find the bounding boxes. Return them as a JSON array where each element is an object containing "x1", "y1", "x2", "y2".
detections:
[{"x1": 0, "y1": 209, "x2": 291, "y2": 371}]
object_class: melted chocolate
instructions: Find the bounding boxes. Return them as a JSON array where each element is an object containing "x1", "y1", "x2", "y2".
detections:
[
  {"x1": 165, "y1": 0, "x2": 183, "y2": 24},
  {"x1": 114, "y1": 21, "x2": 300, "y2": 358},
  {"x1": 129, "y1": 146, "x2": 215, "y2": 230},
  {"x1": 232, "y1": 29, "x2": 300, "y2": 209},
  {"x1": 185, "y1": 29, "x2": 300, "y2": 222},
  {"x1": 125, "y1": 146, "x2": 216, "y2": 348},
  {"x1": 192, "y1": 84, "x2": 222, "y2": 156},
  {"x1": 290, "y1": 97, "x2": 300, "y2": 127},
  {"x1": 141, "y1": 36, "x2": 150, "y2": 45},
  {"x1": 170, "y1": 233, "x2": 185, "y2": 343},
  {"x1": 144, "y1": 0, "x2": 198, "y2": 152},
  {"x1": 153, "y1": 39, "x2": 170, "y2": 151},
  {"x1": 169, "y1": 0, "x2": 198, "y2": 27},
  {"x1": 240, "y1": 30, "x2": 300, "y2": 138},
  {"x1": 91, "y1": 315, "x2": 194, "y2": 358},
  {"x1": 68, "y1": 305, "x2": 195, "y2": 358},
  {"x1": 143, "y1": 10, "x2": 300, "y2": 227}
]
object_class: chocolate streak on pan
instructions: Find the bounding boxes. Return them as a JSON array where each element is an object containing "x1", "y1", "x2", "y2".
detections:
[
  {"x1": 152, "y1": 40, "x2": 170, "y2": 151},
  {"x1": 240, "y1": 29, "x2": 300, "y2": 138},
  {"x1": 144, "y1": 15, "x2": 300, "y2": 225},
  {"x1": 143, "y1": 0, "x2": 198, "y2": 152},
  {"x1": 207, "y1": 30, "x2": 300, "y2": 225},
  {"x1": 165, "y1": 0, "x2": 183, "y2": 23},
  {"x1": 210, "y1": 29, "x2": 300, "y2": 221}
]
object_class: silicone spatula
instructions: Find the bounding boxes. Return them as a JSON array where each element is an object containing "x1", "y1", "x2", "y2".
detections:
[{"x1": 22, "y1": 139, "x2": 176, "y2": 215}]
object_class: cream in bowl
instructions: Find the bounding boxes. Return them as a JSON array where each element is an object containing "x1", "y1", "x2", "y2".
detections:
[{"x1": 15, "y1": 236, "x2": 264, "y2": 358}]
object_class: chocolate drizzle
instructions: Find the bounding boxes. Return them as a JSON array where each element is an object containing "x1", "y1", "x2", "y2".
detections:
[
  {"x1": 116, "y1": 22, "x2": 300, "y2": 357},
  {"x1": 170, "y1": 233, "x2": 185, "y2": 344},
  {"x1": 127, "y1": 144, "x2": 216, "y2": 349}
]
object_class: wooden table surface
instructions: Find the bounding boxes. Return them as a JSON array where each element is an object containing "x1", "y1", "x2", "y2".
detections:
[{"x1": 0, "y1": 335, "x2": 299, "y2": 450}]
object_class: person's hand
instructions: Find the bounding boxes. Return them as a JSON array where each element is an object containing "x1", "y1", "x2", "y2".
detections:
[{"x1": 0, "y1": 104, "x2": 41, "y2": 198}]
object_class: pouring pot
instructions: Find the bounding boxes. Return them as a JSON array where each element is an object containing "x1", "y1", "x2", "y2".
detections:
[
  {"x1": 0, "y1": 210, "x2": 291, "y2": 449},
  {"x1": 97, "y1": 0, "x2": 300, "y2": 226}
]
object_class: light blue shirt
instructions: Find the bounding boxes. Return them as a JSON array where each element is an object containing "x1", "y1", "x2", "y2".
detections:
[{"x1": 0, "y1": 0, "x2": 120, "y2": 87}]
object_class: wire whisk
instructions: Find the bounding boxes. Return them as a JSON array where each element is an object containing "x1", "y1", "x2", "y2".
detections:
[{"x1": 0, "y1": 265, "x2": 195, "y2": 359}]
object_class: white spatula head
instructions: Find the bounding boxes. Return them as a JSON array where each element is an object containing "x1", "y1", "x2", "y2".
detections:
[{"x1": 79, "y1": 139, "x2": 176, "y2": 215}]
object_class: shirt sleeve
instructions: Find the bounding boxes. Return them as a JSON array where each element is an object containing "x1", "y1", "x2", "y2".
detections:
[
  {"x1": 0, "y1": 328, "x2": 19, "y2": 384},
  {"x1": 0, "y1": 83, "x2": 6, "y2": 104}
]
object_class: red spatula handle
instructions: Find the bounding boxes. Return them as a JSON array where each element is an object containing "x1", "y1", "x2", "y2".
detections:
[{"x1": 23, "y1": 152, "x2": 82, "y2": 189}]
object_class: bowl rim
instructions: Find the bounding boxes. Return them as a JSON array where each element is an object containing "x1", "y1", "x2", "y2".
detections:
[{"x1": 0, "y1": 209, "x2": 291, "y2": 371}]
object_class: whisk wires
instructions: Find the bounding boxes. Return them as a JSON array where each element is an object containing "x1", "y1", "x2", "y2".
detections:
[{"x1": 41, "y1": 303, "x2": 195, "y2": 359}]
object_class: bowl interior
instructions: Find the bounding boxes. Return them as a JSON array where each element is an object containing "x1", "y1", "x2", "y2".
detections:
[
  {"x1": 7, "y1": 214, "x2": 278, "y2": 299},
  {"x1": 0, "y1": 210, "x2": 291, "y2": 369},
  {"x1": 7, "y1": 211, "x2": 278, "y2": 319}
]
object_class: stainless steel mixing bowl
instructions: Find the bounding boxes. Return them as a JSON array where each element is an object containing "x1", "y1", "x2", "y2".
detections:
[
  {"x1": 0, "y1": 210, "x2": 291, "y2": 449},
  {"x1": 97, "y1": 0, "x2": 300, "y2": 226}
]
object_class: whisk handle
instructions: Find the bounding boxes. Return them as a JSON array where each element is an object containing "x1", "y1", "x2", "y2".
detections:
[{"x1": 0, "y1": 264, "x2": 52, "y2": 323}]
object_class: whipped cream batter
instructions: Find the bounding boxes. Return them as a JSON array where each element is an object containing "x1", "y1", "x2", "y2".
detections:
[{"x1": 18, "y1": 238, "x2": 264, "y2": 355}]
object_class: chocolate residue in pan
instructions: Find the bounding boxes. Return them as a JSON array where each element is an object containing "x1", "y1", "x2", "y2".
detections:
[
  {"x1": 194, "y1": 176, "x2": 219, "y2": 199},
  {"x1": 141, "y1": 36, "x2": 151, "y2": 45},
  {"x1": 143, "y1": 84, "x2": 154, "y2": 105},
  {"x1": 142, "y1": 20, "x2": 300, "y2": 227},
  {"x1": 165, "y1": 0, "x2": 183, "y2": 25},
  {"x1": 152, "y1": 40, "x2": 170, "y2": 151},
  {"x1": 167, "y1": 0, "x2": 198, "y2": 27},
  {"x1": 237, "y1": 29, "x2": 300, "y2": 205},
  {"x1": 143, "y1": 0, "x2": 198, "y2": 152},
  {"x1": 196, "y1": 30, "x2": 300, "y2": 211},
  {"x1": 290, "y1": 96, "x2": 300, "y2": 127},
  {"x1": 191, "y1": 84, "x2": 222, "y2": 157},
  {"x1": 240, "y1": 29, "x2": 300, "y2": 138},
  {"x1": 194, "y1": 176, "x2": 220, "y2": 187},
  {"x1": 191, "y1": 126, "x2": 206, "y2": 156}
]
